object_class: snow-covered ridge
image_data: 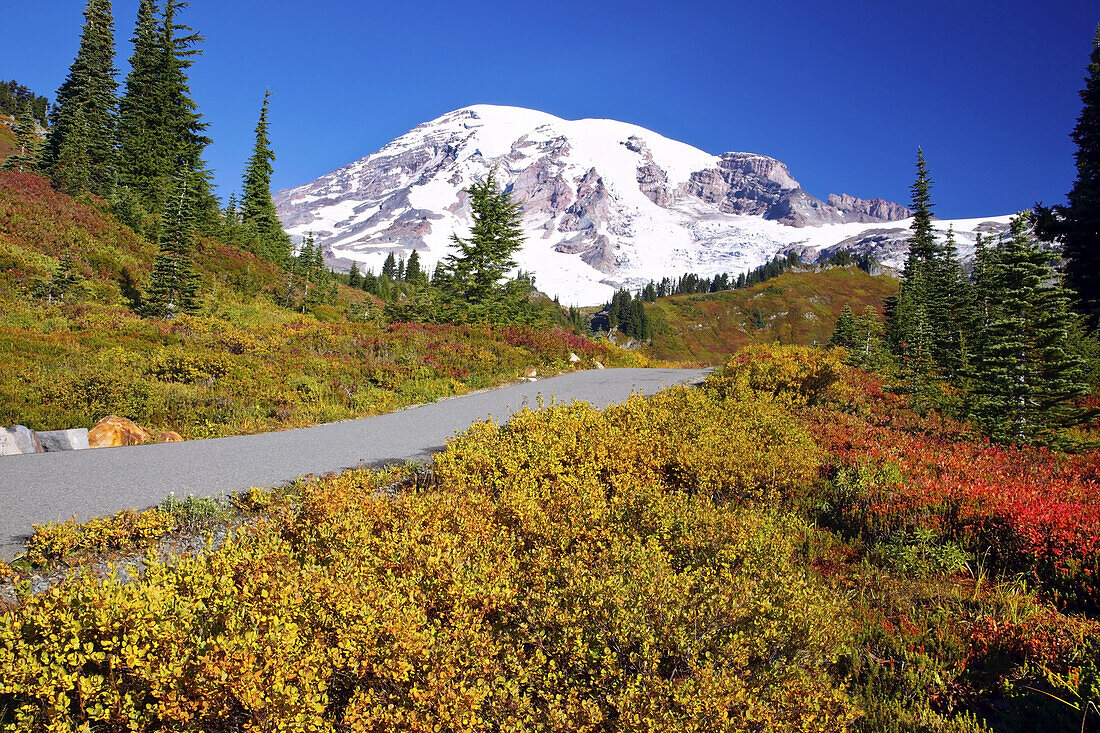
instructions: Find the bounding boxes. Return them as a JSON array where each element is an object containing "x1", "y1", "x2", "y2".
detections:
[{"x1": 275, "y1": 104, "x2": 1008, "y2": 305}]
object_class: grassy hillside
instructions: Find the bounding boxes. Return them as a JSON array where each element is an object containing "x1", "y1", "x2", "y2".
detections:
[
  {"x1": 3, "y1": 345, "x2": 1097, "y2": 731},
  {"x1": 0, "y1": 172, "x2": 644, "y2": 439},
  {"x1": 646, "y1": 267, "x2": 899, "y2": 364},
  {"x1": 0, "y1": 119, "x2": 15, "y2": 161}
]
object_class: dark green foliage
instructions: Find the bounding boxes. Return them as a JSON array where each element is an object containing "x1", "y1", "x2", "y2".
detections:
[
  {"x1": 749, "y1": 305, "x2": 766, "y2": 330},
  {"x1": 140, "y1": 172, "x2": 200, "y2": 318},
  {"x1": 829, "y1": 304, "x2": 856, "y2": 348},
  {"x1": 0, "y1": 80, "x2": 49, "y2": 124},
  {"x1": 1, "y1": 104, "x2": 43, "y2": 173},
  {"x1": 888, "y1": 150, "x2": 971, "y2": 375},
  {"x1": 972, "y1": 216, "x2": 1089, "y2": 443},
  {"x1": 435, "y1": 169, "x2": 528, "y2": 321},
  {"x1": 41, "y1": 0, "x2": 118, "y2": 197},
  {"x1": 1035, "y1": 28, "x2": 1100, "y2": 329},
  {"x1": 240, "y1": 90, "x2": 290, "y2": 263},
  {"x1": 115, "y1": 0, "x2": 166, "y2": 221},
  {"x1": 347, "y1": 262, "x2": 362, "y2": 288},
  {"x1": 114, "y1": 0, "x2": 214, "y2": 233},
  {"x1": 405, "y1": 249, "x2": 424, "y2": 283},
  {"x1": 50, "y1": 108, "x2": 93, "y2": 195},
  {"x1": 381, "y1": 252, "x2": 397, "y2": 280},
  {"x1": 603, "y1": 289, "x2": 652, "y2": 340}
]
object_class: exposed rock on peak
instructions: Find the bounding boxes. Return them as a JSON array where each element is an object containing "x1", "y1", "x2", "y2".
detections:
[{"x1": 275, "y1": 104, "x2": 1002, "y2": 305}]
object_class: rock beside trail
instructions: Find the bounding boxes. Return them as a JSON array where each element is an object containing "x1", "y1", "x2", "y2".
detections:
[
  {"x1": 38, "y1": 428, "x2": 90, "y2": 452},
  {"x1": 1, "y1": 420, "x2": 181, "y2": 457},
  {"x1": 569, "y1": 352, "x2": 581, "y2": 364},
  {"x1": 0, "y1": 430, "x2": 21, "y2": 456},
  {"x1": 88, "y1": 416, "x2": 154, "y2": 449},
  {"x1": 0, "y1": 425, "x2": 43, "y2": 455}
]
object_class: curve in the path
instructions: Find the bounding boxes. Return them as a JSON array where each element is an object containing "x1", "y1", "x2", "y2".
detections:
[{"x1": 0, "y1": 368, "x2": 710, "y2": 560}]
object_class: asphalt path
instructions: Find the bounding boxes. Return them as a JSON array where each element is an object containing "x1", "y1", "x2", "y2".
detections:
[{"x1": 0, "y1": 368, "x2": 710, "y2": 560}]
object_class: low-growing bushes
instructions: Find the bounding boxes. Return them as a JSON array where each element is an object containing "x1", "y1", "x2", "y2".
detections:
[
  {"x1": 3, "y1": 345, "x2": 1099, "y2": 732},
  {"x1": 1, "y1": 387, "x2": 856, "y2": 731}
]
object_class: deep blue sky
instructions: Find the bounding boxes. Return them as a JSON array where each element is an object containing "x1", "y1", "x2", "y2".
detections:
[{"x1": 2, "y1": 0, "x2": 1096, "y2": 218}]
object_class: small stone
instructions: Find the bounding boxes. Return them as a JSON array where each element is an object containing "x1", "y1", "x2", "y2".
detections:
[
  {"x1": 523, "y1": 367, "x2": 538, "y2": 378},
  {"x1": 569, "y1": 352, "x2": 581, "y2": 363},
  {"x1": 156, "y1": 431, "x2": 184, "y2": 443},
  {"x1": 38, "y1": 428, "x2": 90, "y2": 452},
  {"x1": 594, "y1": 361, "x2": 605, "y2": 369}
]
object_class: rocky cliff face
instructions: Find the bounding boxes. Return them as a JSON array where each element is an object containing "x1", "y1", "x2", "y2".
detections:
[{"x1": 275, "y1": 105, "x2": 995, "y2": 305}]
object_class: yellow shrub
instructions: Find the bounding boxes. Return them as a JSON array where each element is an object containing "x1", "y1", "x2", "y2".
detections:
[
  {"x1": 707, "y1": 343, "x2": 849, "y2": 406},
  {"x1": 2, "y1": 374, "x2": 853, "y2": 731},
  {"x1": 24, "y1": 508, "x2": 177, "y2": 566}
]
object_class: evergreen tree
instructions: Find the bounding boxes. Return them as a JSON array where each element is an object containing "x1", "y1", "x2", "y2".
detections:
[
  {"x1": 1035, "y1": 27, "x2": 1100, "y2": 328},
  {"x1": 42, "y1": 0, "x2": 118, "y2": 196},
  {"x1": 1, "y1": 103, "x2": 42, "y2": 172},
  {"x1": 887, "y1": 149, "x2": 972, "y2": 374},
  {"x1": 347, "y1": 262, "x2": 362, "y2": 288},
  {"x1": 973, "y1": 215, "x2": 1088, "y2": 443},
  {"x1": 381, "y1": 252, "x2": 397, "y2": 280},
  {"x1": 829, "y1": 304, "x2": 856, "y2": 348},
  {"x1": 240, "y1": 90, "x2": 290, "y2": 262},
  {"x1": 51, "y1": 108, "x2": 93, "y2": 195},
  {"x1": 405, "y1": 250, "x2": 424, "y2": 283},
  {"x1": 362, "y1": 270, "x2": 378, "y2": 295},
  {"x1": 141, "y1": 172, "x2": 201, "y2": 318},
  {"x1": 224, "y1": 191, "x2": 239, "y2": 223},
  {"x1": 115, "y1": 0, "x2": 164, "y2": 213},
  {"x1": 436, "y1": 169, "x2": 525, "y2": 312},
  {"x1": 396, "y1": 256, "x2": 406, "y2": 282}
]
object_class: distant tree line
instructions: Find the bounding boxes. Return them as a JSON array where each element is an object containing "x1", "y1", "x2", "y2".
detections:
[{"x1": 0, "y1": 79, "x2": 49, "y2": 125}]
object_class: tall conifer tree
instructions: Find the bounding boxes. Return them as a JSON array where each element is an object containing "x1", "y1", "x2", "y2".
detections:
[
  {"x1": 436, "y1": 169, "x2": 525, "y2": 315},
  {"x1": 116, "y1": 0, "x2": 164, "y2": 212},
  {"x1": 240, "y1": 90, "x2": 290, "y2": 263},
  {"x1": 887, "y1": 149, "x2": 971, "y2": 375},
  {"x1": 42, "y1": 0, "x2": 118, "y2": 196},
  {"x1": 141, "y1": 171, "x2": 201, "y2": 318},
  {"x1": 1036, "y1": 27, "x2": 1100, "y2": 328},
  {"x1": 974, "y1": 216, "x2": 1088, "y2": 442}
]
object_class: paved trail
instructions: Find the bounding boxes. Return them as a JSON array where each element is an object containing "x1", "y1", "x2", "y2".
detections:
[{"x1": 0, "y1": 368, "x2": 710, "y2": 560}]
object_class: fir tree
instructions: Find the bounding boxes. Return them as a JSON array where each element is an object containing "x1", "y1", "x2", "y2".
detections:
[
  {"x1": 42, "y1": 0, "x2": 118, "y2": 196},
  {"x1": 436, "y1": 169, "x2": 525, "y2": 313},
  {"x1": 1035, "y1": 27, "x2": 1100, "y2": 329},
  {"x1": 347, "y1": 262, "x2": 362, "y2": 288},
  {"x1": 115, "y1": 0, "x2": 164, "y2": 212},
  {"x1": 52, "y1": 108, "x2": 93, "y2": 195},
  {"x1": 381, "y1": 253, "x2": 397, "y2": 280},
  {"x1": 240, "y1": 90, "x2": 290, "y2": 262},
  {"x1": 224, "y1": 191, "x2": 239, "y2": 223},
  {"x1": 829, "y1": 304, "x2": 856, "y2": 348},
  {"x1": 141, "y1": 172, "x2": 200, "y2": 318},
  {"x1": 1, "y1": 103, "x2": 42, "y2": 172},
  {"x1": 405, "y1": 250, "x2": 423, "y2": 282},
  {"x1": 973, "y1": 215, "x2": 1088, "y2": 443},
  {"x1": 888, "y1": 149, "x2": 971, "y2": 374},
  {"x1": 396, "y1": 257, "x2": 406, "y2": 282}
]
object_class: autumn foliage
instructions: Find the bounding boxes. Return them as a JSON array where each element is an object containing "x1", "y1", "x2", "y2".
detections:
[{"x1": 2, "y1": 345, "x2": 1099, "y2": 731}]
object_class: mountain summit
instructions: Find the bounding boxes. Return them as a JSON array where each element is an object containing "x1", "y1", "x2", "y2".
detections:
[{"x1": 275, "y1": 105, "x2": 1006, "y2": 304}]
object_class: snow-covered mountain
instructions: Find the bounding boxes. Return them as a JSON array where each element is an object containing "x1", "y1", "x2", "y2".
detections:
[{"x1": 275, "y1": 104, "x2": 1012, "y2": 305}]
